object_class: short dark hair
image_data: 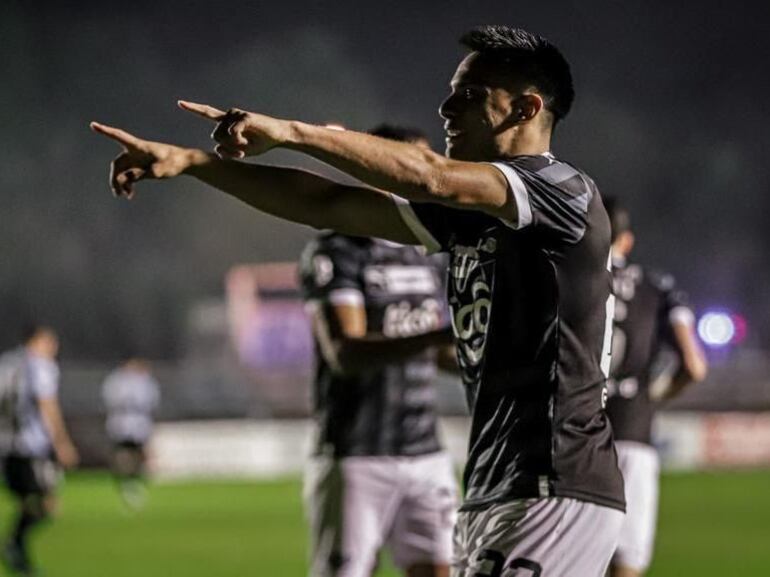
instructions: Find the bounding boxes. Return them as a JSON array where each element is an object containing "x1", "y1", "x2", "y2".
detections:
[
  {"x1": 459, "y1": 26, "x2": 574, "y2": 123},
  {"x1": 368, "y1": 124, "x2": 427, "y2": 144},
  {"x1": 603, "y1": 196, "x2": 632, "y2": 242},
  {"x1": 19, "y1": 322, "x2": 55, "y2": 345}
]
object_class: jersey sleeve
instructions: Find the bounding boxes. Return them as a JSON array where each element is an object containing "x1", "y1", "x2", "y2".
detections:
[
  {"x1": 299, "y1": 235, "x2": 364, "y2": 307},
  {"x1": 489, "y1": 158, "x2": 593, "y2": 244},
  {"x1": 30, "y1": 359, "x2": 59, "y2": 400}
]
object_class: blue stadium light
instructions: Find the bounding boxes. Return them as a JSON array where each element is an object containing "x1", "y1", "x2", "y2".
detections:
[{"x1": 697, "y1": 311, "x2": 736, "y2": 347}]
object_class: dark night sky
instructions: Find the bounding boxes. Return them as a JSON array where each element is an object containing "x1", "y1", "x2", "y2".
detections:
[{"x1": 2, "y1": 0, "x2": 769, "y2": 358}]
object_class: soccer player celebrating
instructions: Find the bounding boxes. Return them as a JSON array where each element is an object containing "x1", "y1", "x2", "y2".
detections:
[
  {"x1": 0, "y1": 324, "x2": 79, "y2": 576},
  {"x1": 93, "y1": 26, "x2": 625, "y2": 575},
  {"x1": 102, "y1": 357, "x2": 161, "y2": 510},
  {"x1": 299, "y1": 125, "x2": 457, "y2": 577},
  {"x1": 604, "y1": 198, "x2": 708, "y2": 577}
]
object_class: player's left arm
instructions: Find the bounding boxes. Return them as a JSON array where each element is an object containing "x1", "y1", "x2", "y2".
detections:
[{"x1": 179, "y1": 102, "x2": 516, "y2": 222}]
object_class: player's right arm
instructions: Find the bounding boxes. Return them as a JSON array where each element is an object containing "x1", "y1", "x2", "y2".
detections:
[
  {"x1": 663, "y1": 316, "x2": 708, "y2": 400},
  {"x1": 653, "y1": 280, "x2": 709, "y2": 401},
  {"x1": 89, "y1": 123, "x2": 419, "y2": 244}
]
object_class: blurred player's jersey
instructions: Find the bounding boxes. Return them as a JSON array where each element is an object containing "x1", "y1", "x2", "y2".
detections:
[
  {"x1": 102, "y1": 368, "x2": 160, "y2": 445},
  {"x1": 394, "y1": 153, "x2": 625, "y2": 512},
  {"x1": 606, "y1": 260, "x2": 693, "y2": 445},
  {"x1": 300, "y1": 233, "x2": 448, "y2": 458},
  {"x1": 0, "y1": 350, "x2": 59, "y2": 458}
]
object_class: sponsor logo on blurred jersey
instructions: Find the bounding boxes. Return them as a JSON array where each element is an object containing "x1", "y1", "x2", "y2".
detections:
[{"x1": 364, "y1": 265, "x2": 437, "y2": 295}]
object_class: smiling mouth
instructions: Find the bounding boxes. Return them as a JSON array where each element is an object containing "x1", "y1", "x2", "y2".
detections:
[{"x1": 445, "y1": 129, "x2": 464, "y2": 141}]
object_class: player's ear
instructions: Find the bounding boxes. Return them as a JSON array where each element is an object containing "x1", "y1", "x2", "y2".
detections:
[{"x1": 512, "y1": 94, "x2": 543, "y2": 122}]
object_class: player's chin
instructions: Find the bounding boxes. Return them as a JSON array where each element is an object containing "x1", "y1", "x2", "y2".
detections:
[
  {"x1": 444, "y1": 139, "x2": 473, "y2": 161},
  {"x1": 444, "y1": 139, "x2": 462, "y2": 159}
]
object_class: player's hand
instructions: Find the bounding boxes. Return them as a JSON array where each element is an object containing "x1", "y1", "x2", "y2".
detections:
[
  {"x1": 90, "y1": 122, "x2": 197, "y2": 198},
  {"x1": 178, "y1": 100, "x2": 287, "y2": 159},
  {"x1": 57, "y1": 442, "x2": 80, "y2": 469}
]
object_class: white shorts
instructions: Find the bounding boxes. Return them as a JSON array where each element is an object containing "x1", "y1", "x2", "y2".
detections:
[
  {"x1": 303, "y1": 451, "x2": 458, "y2": 577},
  {"x1": 612, "y1": 441, "x2": 660, "y2": 572},
  {"x1": 452, "y1": 497, "x2": 624, "y2": 577}
]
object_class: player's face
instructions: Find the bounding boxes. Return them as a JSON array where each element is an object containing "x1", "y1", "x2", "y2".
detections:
[
  {"x1": 39, "y1": 330, "x2": 59, "y2": 358},
  {"x1": 439, "y1": 53, "x2": 518, "y2": 161}
]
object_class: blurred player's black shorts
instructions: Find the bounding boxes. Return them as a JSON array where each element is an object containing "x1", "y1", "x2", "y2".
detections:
[
  {"x1": 2, "y1": 456, "x2": 61, "y2": 496},
  {"x1": 114, "y1": 440, "x2": 144, "y2": 451}
]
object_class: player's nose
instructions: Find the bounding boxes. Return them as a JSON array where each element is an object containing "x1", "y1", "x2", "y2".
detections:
[{"x1": 439, "y1": 93, "x2": 459, "y2": 120}]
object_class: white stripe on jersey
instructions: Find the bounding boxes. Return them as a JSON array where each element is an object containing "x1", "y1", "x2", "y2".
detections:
[
  {"x1": 601, "y1": 251, "x2": 615, "y2": 379},
  {"x1": 391, "y1": 194, "x2": 442, "y2": 253},
  {"x1": 488, "y1": 162, "x2": 533, "y2": 230}
]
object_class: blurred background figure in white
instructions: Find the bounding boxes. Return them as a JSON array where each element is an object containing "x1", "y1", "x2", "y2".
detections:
[{"x1": 102, "y1": 357, "x2": 161, "y2": 511}]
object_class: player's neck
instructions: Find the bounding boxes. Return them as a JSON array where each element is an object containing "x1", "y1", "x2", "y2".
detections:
[{"x1": 499, "y1": 128, "x2": 552, "y2": 158}]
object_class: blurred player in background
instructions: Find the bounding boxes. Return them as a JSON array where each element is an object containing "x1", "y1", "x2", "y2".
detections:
[
  {"x1": 102, "y1": 357, "x2": 161, "y2": 510},
  {"x1": 93, "y1": 25, "x2": 626, "y2": 575},
  {"x1": 0, "y1": 324, "x2": 78, "y2": 576},
  {"x1": 299, "y1": 125, "x2": 458, "y2": 577},
  {"x1": 604, "y1": 197, "x2": 708, "y2": 577}
]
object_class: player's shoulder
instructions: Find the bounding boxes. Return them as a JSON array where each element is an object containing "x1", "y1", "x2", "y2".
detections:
[
  {"x1": 304, "y1": 231, "x2": 371, "y2": 256},
  {"x1": 504, "y1": 153, "x2": 594, "y2": 197},
  {"x1": 299, "y1": 233, "x2": 370, "y2": 290},
  {"x1": 370, "y1": 237, "x2": 433, "y2": 263},
  {"x1": 0, "y1": 347, "x2": 24, "y2": 367}
]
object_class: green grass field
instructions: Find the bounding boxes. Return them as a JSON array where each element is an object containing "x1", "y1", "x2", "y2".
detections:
[{"x1": 0, "y1": 470, "x2": 768, "y2": 576}]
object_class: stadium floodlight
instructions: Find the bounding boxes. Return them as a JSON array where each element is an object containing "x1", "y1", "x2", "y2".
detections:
[{"x1": 697, "y1": 311, "x2": 737, "y2": 347}]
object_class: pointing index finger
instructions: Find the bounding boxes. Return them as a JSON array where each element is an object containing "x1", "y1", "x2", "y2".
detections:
[
  {"x1": 89, "y1": 122, "x2": 143, "y2": 149},
  {"x1": 178, "y1": 100, "x2": 227, "y2": 121}
]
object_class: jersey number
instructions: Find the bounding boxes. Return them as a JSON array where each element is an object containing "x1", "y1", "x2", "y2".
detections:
[{"x1": 474, "y1": 550, "x2": 542, "y2": 577}]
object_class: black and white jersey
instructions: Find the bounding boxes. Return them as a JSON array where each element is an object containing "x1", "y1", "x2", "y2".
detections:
[
  {"x1": 0, "y1": 349, "x2": 59, "y2": 459},
  {"x1": 605, "y1": 260, "x2": 693, "y2": 445},
  {"x1": 102, "y1": 367, "x2": 161, "y2": 445},
  {"x1": 394, "y1": 153, "x2": 625, "y2": 512},
  {"x1": 299, "y1": 233, "x2": 448, "y2": 458}
]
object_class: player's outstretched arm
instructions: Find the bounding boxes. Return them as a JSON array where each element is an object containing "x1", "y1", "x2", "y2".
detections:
[
  {"x1": 660, "y1": 320, "x2": 709, "y2": 401},
  {"x1": 178, "y1": 101, "x2": 517, "y2": 222},
  {"x1": 89, "y1": 122, "x2": 419, "y2": 244}
]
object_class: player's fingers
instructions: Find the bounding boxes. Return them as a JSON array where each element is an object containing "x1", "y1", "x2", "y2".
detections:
[
  {"x1": 110, "y1": 153, "x2": 145, "y2": 197},
  {"x1": 90, "y1": 121, "x2": 143, "y2": 150},
  {"x1": 211, "y1": 119, "x2": 234, "y2": 145},
  {"x1": 120, "y1": 169, "x2": 145, "y2": 199},
  {"x1": 177, "y1": 100, "x2": 227, "y2": 121},
  {"x1": 228, "y1": 118, "x2": 250, "y2": 146},
  {"x1": 215, "y1": 143, "x2": 245, "y2": 160},
  {"x1": 113, "y1": 169, "x2": 143, "y2": 198}
]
